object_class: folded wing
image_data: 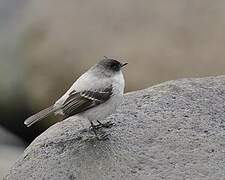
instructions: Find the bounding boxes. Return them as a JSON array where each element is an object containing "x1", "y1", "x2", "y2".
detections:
[{"x1": 62, "y1": 85, "x2": 113, "y2": 118}]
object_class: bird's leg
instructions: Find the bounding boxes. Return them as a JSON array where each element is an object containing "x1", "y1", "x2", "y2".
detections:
[
  {"x1": 89, "y1": 121, "x2": 109, "y2": 140},
  {"x1": 97, "y1": 120, "x2": 114, "y2": 128},
  {"x1": 89, "y1": 121, "x2": 99, "y2": 136}
]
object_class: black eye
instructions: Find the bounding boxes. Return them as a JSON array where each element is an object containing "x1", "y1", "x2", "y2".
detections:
[{"x1": 111, "y1": 64, "x2": 120, "y2": 71}]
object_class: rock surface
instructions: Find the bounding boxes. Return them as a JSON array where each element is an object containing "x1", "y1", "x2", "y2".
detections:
[{"x1": 5, "y1": 76, "x2": 225, "y2": 180}]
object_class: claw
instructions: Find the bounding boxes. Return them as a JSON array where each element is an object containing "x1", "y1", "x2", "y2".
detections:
[
  {"x1": 89, "y1": 121, "x2": 113, "y2": 140},
  {"x1": 96, "y1": 132, "x2": 110, "y2": 140},
  {"x1": 97, "y1": 120, "x2": 114, "y2": 128}
]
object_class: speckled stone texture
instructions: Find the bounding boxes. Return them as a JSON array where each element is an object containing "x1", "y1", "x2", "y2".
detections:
[{"x1": 5, "y1": 76, "x2": 225, "y2": 180}]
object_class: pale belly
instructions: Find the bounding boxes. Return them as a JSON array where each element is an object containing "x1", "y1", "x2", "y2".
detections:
[{"x1": 77, "y1": 94, "x2": 123, "y2": 123}]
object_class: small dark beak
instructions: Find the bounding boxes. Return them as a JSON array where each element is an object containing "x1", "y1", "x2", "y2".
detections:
[{"x1": 121, "y1": 62, "x2": 128, "y2": 68}]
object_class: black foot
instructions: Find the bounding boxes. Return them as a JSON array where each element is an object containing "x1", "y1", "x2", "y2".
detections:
[
  {"x1": 89, "y1": 121, "x2": 112, "y2": 140},
  {"x1": 89, "y1": 122, "x2": 98, "y2": 136},
  {"x1": 96, "y1": 132, "x2": 110, "y2": 140},
  {"x1": 97, "y1": 120, "x2": 114, "y2": 128}
]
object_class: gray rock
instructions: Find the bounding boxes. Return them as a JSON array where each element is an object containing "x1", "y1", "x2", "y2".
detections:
[{"x1": 5, "y1": 76, "x2": 225, "y2": 180}]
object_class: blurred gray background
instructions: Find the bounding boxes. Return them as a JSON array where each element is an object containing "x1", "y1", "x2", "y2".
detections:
[{"x1": 1, "y1": 0, "x2": 225, "y2": 178}]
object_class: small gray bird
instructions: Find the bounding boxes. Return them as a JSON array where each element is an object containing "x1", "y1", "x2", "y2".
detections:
[{"x1": 24, "y1": 58, "x2": 127, "y2": 135}]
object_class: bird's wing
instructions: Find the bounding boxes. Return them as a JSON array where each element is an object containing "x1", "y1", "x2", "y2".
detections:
[{"x1": 62, "y1": 85, "x2": 113, "y2": 118}]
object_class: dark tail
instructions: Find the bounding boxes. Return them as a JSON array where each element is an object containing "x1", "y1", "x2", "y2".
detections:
[{"x1": 24, "y1": 105, "x2": 59, "y2": 127}]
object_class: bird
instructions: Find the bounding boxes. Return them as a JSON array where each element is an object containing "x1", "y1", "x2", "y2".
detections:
[{"x1": 24, "y1": 57, "x2": 127, "y2": 137}]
